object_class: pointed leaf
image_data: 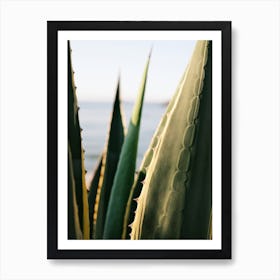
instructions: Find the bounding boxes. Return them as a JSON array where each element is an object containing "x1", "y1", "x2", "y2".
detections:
[
  {"x1": 180, "y1": 41, "x2": 212, "y2": 239},
  {"x1": 68, "y1": 144, "x2": 83, "y2": 239},
  {"x1": 95, "y1": 81, "x2": 126, "y2": 238},
  {"x1": 122, "y1": 67, "x2": 187, "y2": 239},
  {"x1": 103, "y1": 53, "x2": 151, "y2": 239},
  {"x1": 68, "y1": 41, "x2": 90, "y2": 239},
  {"x1": 131, "y1": 41, "x2": 212, "y2": 239},
  {"x1": 88, "y1": 154, "x2": 103, "y2": 239}
]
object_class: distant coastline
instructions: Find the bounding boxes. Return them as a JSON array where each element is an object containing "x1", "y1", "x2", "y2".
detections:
[
  {"x1": 79, "y1": 101, "x2": 167, "y2": 187},
  {"x1": 79, "y1": 100, "x2": 169, "y2": 105}
]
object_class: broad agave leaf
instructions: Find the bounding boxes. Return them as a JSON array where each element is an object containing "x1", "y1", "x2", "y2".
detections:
[
  {"x1": 68, "y1": 41, "x2": 90, "y2": 239},
  {"x1": 103, "y1": 52, "x2": 151, "y2": 239},
  {"x1": 180, "y1": 41, "x2": 212, "y2": 239},
  {"x1": 94, "y1": 81, "x2": 126, "y2": 239},
  {"x1": 68, "y1": 144, "x2": 83, "y2": 239},
  {"x1": 131, "y1": 41, "x2": 212, "y2": 239},
  {"x1": 122, "y1": 66, "x2": 188, "y2": 239}
]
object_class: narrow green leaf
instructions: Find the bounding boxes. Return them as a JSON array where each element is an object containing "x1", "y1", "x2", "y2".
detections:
[
  {"x1": 68, "y1": 41, "x2": 90, "y2": 239},
  {"x1": 103, "y1": 52, "x2": 151, "y2": 239},
  {"x1": 94, "y1": 80, "x2": 126, "y2": 239},
  {"x1": 91, "y1": 156, "x2": 105, "y2": 235},
  {"x1": 68, "y1": 144, "x2": 83, "y2": 239},
  {"x1": 131, "y1": 41, "x2": 212, "y2": 239},
  {"x1": 88, "y1": 154, "x2": 103, "y2": 239}
]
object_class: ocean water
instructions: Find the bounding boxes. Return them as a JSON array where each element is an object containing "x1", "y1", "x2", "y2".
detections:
[{"x1": 79, "y1": 101, "x2": 168, "y2": 182}]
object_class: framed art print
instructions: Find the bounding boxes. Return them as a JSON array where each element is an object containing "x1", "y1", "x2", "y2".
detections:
[{"x1": 47, "y1": 21, "x2": 231, "y2": 259}]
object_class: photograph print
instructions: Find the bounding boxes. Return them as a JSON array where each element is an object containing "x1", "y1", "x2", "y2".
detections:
[{"x1": 47, "y1": 21, "x2": 231, "y2": 259}]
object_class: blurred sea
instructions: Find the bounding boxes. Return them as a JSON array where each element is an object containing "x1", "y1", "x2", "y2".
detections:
[{"x1": 79, "y1": 101, "x2": 167, "y2": 184}]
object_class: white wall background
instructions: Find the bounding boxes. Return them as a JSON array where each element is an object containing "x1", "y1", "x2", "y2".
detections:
[{"x1": 0, "y1": 1, "x2": 279, "y2": 279}]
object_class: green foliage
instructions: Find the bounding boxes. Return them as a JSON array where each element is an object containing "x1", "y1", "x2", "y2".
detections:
[
  {"x1": 122, "y1": 69, "x2": 186, "y2": 239},
  {"x1": 180, "y1": 42, "x2": 212, "y2": 239},
  {"x1": 94, "y1": 81, "x2": 126, "y2": 239},
  {"x1": 68, "y1": 143, "x2": 83, "y2": 239},
  {"x1": 68, "y1": 41, "x2": 89, "y2": 239},
  {"x1": 131, "y1": 41, "x2": 212, "y2": 239},
  {"x1": 67, "y1": 41, "x2": 212, "y2": 241},
  {"x1": 88, "y1": 154, "x2": 103, "y2": 239},
  {"x1": 103, "y1": 53, "x2": 151, "y2": 239}
]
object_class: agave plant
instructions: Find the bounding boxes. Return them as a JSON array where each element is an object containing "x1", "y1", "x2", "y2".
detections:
[{"x1": 68, "y1": 40, "x2": 212, "y2": 240}]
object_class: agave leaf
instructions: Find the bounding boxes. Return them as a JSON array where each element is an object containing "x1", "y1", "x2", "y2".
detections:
[
  {"x1": 122, "y1": 66, "x2": 189, "y2": 239},
  {"x1": 180, "y1": 41, "x2": 212, "y2": 239},
  {"x1": 68, "y1": 144, "x2": 83, "y2": 239},
  {"x1": 88, "y1": 154, "x2": 103, "y2": 239},
  {"x1": 92, "y1": 155, "x2": 105, "y2": 234},
  {"x1": 94, "y1": 81, "x2": 126, "y2": 239},
  {"x1": 103, "y1": 52, "x2": 151, "y2": 239},
  {"x1": 68, "y1": 41, "x2": 90, "y2": 239},
  {"x1": 131, "y1": 41, "x2": 212, "y2": 239}
]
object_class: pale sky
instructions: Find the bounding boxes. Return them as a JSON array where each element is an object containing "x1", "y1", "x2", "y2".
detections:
[{"x1": 71, "y1": 40, "x2": 196, "y2": 103}]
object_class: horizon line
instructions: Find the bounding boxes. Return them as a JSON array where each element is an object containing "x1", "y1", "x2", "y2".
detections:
[{"x1": 78, "y1": 99, "x2": 169, "y2": 104}]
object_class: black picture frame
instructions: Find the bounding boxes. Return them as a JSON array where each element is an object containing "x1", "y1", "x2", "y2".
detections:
[{"x1": 47, "y1": 21, "x2": 231, "y2": 259}]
